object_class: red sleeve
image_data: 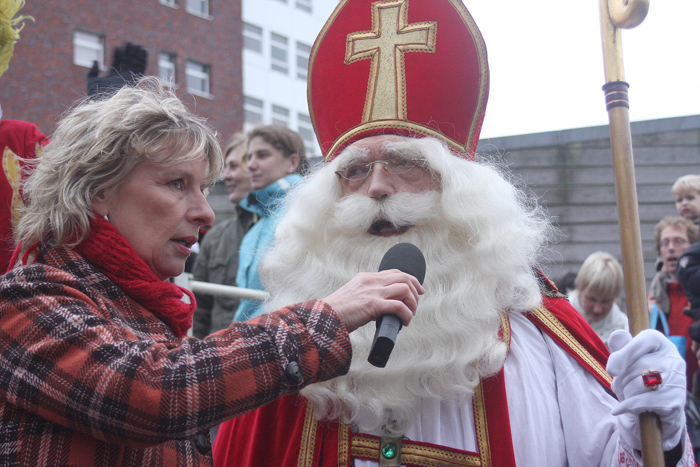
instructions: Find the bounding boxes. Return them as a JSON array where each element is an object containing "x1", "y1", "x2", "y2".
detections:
[
  {"x1": 0, "y1": 119, "x2": 48, "y2": 159},
  {"x1": 0, "y1": 119, "x2": 48, "y2": 273},
  {"x1": 20, "y1": 120, "x2": 49, "y2": 157}
]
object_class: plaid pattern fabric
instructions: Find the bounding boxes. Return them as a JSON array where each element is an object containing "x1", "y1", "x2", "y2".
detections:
[{"x1": 0, "y1": 245, "x2": 352, "y2": 466}]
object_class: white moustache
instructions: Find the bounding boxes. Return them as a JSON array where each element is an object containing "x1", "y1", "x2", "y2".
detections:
[{"x1": 332, "y1": 191, "x2": 442, "y2": 234}]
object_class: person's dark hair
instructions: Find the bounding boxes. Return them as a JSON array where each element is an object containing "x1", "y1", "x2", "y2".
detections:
[
  {"x1": 554, "y1": 271, "x2": 577, "y2": 295},
  {"x1": 248, "y1": 125, "x2": 308, "y2": 175}
]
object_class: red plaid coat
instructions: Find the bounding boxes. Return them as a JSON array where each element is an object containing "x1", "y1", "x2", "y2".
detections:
[{"x1": 0, "y1": 245, "x2": 352, "y2": 466}]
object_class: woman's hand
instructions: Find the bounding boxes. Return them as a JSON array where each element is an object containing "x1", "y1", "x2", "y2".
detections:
[{"x1": 322, "y1": 269, "x2": 424, "y2": 333}]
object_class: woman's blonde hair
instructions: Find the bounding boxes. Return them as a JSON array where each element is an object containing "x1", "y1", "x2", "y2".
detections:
[
  {"x1": 223, "y1": 132, "x2": 247, "y2": 160},
  {"x1": 574, "y1": 251, "x2": 623, "y2": 299},
  {"x1": 17, "y1": 77, "x2": 223, "y2": 250}
]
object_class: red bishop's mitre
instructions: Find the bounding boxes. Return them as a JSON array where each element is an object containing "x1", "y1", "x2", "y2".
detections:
[{"x1": 308, "y1": 0, "x2": 489, "y2": 162}]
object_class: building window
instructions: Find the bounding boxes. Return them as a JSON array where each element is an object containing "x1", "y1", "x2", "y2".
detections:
[
  {"x1": 73, "y1": 31, "x2": 104, "y2": 68},
  {"x1": 186, "y1": 60, "x2": 210, "y2": 95},
  {"x1": 186, "y1": 0, "x2": 209, "y2": 17},
  {"x1": 296, "y1": 0, "x2": 312, "y2": 13},
  {"x1": 244, "y1": 96, "x2": 264, "y2": 126},
  {"x1": 270, "y1": 32, "x2": 288, "y2": 74},
  {"x1": 298, "y1": 113, "x2": 316, "y2": 155},
  {"x1": 159, "y1": 52, "x2": 176, "y2": 87},
  {"x1": 159, "y1": 0, "x2": 178, "y2": 7},
  {"x1": 272, "y1": 105, "x2": 290, "y2": 127},
  {"x1": 243, "y1": 23, "x2": 263, "y2": 54},
  {"x1": 296, "y1": 41, "x2": 311, "y2": 80}
]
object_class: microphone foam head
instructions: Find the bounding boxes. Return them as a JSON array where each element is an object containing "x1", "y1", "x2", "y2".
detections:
[{"x1": 378, "y1": 242, "x2": 426, "y2": 285}]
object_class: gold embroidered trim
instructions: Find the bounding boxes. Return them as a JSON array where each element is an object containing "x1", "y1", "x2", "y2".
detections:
[
  {"x1": 298, "y1": 403, "x2": 319, "y2": 467},
  {"x1": 470, "y1": 314, "x2": 510, "y2": 467},
  {"x1": 351, "y1": 433, "x2": 481, "y2": 467},
  {"x1": 338, "y1": 419, "x2": 351, "y2": 466},
  {"x1": 470, "y1": 313, "x2": 512, "y2": 467},
  {"x1": 324, "y1": 120, "x2": 467, "y2": 162},
  {"x1": 500, "y1": 312, "x2": 511, "y2": 358},
  {"x1": 530, "y1": 306, "x2": 613, "y2": 385},
  {"x1": 448, "y1": 0, "x2": 488, "y2": 155},
  {"x1": 2, "y1": 146, "x2": 21, "y2": 229},
  {"x1": 471, "y1": 384, "x2": 488, "y2": 467},
  {"x1": 351, "y1": 434, "x2": 380, "y2": 461}
]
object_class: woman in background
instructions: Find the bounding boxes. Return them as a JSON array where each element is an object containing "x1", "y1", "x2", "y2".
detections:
[
  {"x1": 569, "y1": 251, "x2": 628, "y2": 345},
  {"x1": 233, "y1": 124, "x2": 309, "y2": 321}
]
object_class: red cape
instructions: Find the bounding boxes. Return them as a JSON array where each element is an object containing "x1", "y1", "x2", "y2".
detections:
[{"x1": 213, "y1": 292, "x2": 612, "y2": 466}]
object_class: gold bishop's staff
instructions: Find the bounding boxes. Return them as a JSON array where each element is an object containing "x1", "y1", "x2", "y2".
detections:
[{"x1": 599, "y1": 0, "x2": 663, "y2": 465}]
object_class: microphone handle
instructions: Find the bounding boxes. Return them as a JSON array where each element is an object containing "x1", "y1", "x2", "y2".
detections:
[{"x1": 367, "y1": 314, "x2": 402, "y2": 368}]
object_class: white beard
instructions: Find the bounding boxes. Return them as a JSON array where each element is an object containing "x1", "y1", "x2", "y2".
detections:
[{"x1": 260, "y1": 137, "x2": 551, "y2": 435}]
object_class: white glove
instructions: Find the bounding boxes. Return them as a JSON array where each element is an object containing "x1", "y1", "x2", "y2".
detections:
[{"x1": 606, "y1": 329, "x2": 687, "y2": 451}]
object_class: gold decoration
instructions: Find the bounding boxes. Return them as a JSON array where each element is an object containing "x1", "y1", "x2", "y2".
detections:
[
  {"x1": 345, "y1": 0, "x2": 437, "y2": 122},
  {"x1": 299, "y1": 403, "x2": 320, "y2": 467},
  {"x1": 2, "y1": 146, "x2": 21, "y2": 229},
  {"x1": 530, "y1": 306, "x2": 612, "y2": 385},
  {"x1": 349, "y1": 432, "x2": 481, "y2": 466},
  {"x1": 0, "y1": 0, "x2": 33, "y2": 78}
]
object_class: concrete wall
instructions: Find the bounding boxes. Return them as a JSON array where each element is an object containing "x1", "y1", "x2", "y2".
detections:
[{"x1": 477, "y1": 115, "x2": 700, "y2": 287}]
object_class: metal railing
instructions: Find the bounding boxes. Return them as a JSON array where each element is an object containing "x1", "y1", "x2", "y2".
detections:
[{"x1": 172, "y1": 272, "x2": 270, "y2": 302}]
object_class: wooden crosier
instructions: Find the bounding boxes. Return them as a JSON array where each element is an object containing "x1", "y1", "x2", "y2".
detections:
[{"x1": 599, "y1": 0, "x2": 664, "y2": 465}]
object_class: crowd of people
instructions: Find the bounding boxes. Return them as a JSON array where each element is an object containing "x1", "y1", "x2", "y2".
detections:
[
  {"x1": 555, "y1": 173, "x2": 700, "y2": 460},
  {"x1": 1, "y1": 0, "x2": 699, "y2": 466}
]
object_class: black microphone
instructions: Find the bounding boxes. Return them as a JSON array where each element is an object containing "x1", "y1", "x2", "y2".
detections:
[{"x1": 368, "y1": 242, "x2": 426, "y2": 368}]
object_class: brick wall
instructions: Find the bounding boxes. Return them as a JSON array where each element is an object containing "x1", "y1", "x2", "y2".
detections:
[{"x1": 0, "y1": 0, "x2": 243, "y2": 139}]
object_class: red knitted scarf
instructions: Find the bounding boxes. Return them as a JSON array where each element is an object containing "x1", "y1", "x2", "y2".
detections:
[{"x1": 74, "y1": 217, "x2": 196, "y2": 338}]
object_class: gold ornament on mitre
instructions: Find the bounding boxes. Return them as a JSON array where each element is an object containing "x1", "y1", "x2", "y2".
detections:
[{"x1": 0, "y1": 0, "x2": 33, "y2": 79}]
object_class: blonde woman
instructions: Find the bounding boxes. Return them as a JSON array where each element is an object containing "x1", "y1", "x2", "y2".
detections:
[
  {"x1": 0, "y1": 78, "x2": 420, "y2": 466},
  {"x1": 569, "y1": 251, "x2": 629, "y2": 344}
]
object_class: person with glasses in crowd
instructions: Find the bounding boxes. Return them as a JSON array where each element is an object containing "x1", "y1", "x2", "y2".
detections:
[{"x1": 650, "y1": 216, "x2": 700, "y2": 390}]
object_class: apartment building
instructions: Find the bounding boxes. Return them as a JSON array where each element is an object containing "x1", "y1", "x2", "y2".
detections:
[
  {"x1": 0, "y1": 0, "x2": 244, "y2": 139},
  {"x1": 241, "y1": 0, "x2": 338, "y2": 156}
]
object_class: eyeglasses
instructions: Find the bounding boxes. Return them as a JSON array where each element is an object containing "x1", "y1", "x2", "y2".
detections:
[
  {"x1": 335, "y1": 159, "x2": 429, "y2": 183},
  {"x1": 660, "y1": 238, "x2": 689, "y2": 248}
]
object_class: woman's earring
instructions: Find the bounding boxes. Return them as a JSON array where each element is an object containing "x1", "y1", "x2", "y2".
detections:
[{"x1": 103, "y1": 214, "x2": 109, "y2": 222}]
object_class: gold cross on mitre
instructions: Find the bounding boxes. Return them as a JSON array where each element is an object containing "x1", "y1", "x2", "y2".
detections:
[{"x1": 345, "y1": 0, "x2": 437, "y2": 122}]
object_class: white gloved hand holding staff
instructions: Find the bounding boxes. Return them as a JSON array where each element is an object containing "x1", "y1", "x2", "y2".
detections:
[{"x1": 607, "y1": 329, "x2": 687, "y2": 451}]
